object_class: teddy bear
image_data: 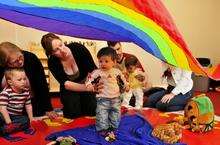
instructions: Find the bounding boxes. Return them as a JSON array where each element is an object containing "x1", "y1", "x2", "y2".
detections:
[
  {"x1": 46, "y1": 136, "x2": 77, "y2": 145},
  {"x1": 152, "y1": 122, "x2": 183, "y2": 144}
]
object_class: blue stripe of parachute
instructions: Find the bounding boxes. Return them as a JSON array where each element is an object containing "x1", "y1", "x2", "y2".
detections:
[{"x1": 0, "y1": 0, "x2": 165, "y2": 59}]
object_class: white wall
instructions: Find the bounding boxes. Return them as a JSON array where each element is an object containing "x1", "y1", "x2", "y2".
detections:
[
  {"x1": 0, "y1": 0, "x2": 219, "y2": 86},
  {"x1": 163, "y1": 0, "x2": 220, "y2": 65}
]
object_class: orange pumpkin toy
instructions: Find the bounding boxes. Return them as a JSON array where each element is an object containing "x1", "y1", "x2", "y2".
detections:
[{"x1": 184, "y1": 94, "x2": 214, "y2": 132}]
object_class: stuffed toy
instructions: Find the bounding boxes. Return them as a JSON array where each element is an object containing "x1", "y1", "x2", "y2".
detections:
[
  {"x1": 152, "y1": 122, "x2": 182, "y2": 144},
  {"x1": 46, "y1": 136, "x2": 77, "y2": 145},
  {"x1": 184, "y1": 94, "x2": 214, "y2": 132}
]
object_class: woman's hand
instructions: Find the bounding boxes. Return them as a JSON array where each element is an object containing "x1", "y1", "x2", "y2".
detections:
[
  {"x1": 161, "y1": 93, "x2": 175, "y2": 103},
  {"x1": 46, "y1": 111, "x2": 59, "y2": 119},
  {"x1": 86, "y1": 84, "x2": 94, "y2": 92}
]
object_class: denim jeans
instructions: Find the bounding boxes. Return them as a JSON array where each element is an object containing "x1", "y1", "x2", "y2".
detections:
[
  {"x1": 0, "y1": 113, "x2": 30, "y2": 136},
  {"x1": 96, "y1": 97, "x2": 121, "y2": 131},
  {"x1": 146, "y1": 88, "x2": 193, "y2": 112}
]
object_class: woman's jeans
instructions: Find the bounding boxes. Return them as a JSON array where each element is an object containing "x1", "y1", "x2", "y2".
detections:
[
  {"x1": 146, "y1": 87, "x2": 193, "y2": 112},
  {"x1": 96, "y1": 97, "x2": 121, "y2": 132}
]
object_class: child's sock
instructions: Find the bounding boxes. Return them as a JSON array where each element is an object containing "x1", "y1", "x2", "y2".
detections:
[
  {"x1": 23, "y1": 128, "x2": 36, "y2": 135},
  {"x1": 3, "y1": 134, "x2": 25, "y2": 142}
]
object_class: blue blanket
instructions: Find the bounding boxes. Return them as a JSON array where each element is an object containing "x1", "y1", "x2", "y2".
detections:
[{"x1": 46, "y1": 115, "x2": 186, "y2": 145}]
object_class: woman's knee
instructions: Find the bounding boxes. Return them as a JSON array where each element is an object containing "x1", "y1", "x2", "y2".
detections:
[
  {"x1": 147, "y1": 91, "x2": 165, "y2": 106},
  {"x1": 166, "y1": 105, "x2": 184, "y2": 112},
  {"x1": 155, "y1": 101, "x2": 168, "y2": 111}
]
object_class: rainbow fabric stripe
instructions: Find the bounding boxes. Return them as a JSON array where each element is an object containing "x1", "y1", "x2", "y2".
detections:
[{"x1": 0, "y1": 0, "x2": 219, "y2": 80}]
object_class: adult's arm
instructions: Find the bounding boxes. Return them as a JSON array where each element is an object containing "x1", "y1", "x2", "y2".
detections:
[
  {"x1": 0, "y1": 106, "x2": 11, "y2": 124},
  {"x1": 48, "y1": 55, "x2": 90, "y2": 92},
  {"x1": 0, "y1": 91, "x2": 11, "y2": 124},
  {"x1": 171, "y1": 68, "x2": 193, "y2": 95},
  {"x1": 48, "y1": 42, "x2": 97, "y2": 91},
  {"x1": 48, "y1": 56, "x2": 68, "y2": 86},
  {"x1": 23, "y1": 51, "x2": 53, "y2": 116}
]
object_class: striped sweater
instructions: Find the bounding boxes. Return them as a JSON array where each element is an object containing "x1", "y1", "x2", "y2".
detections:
[{"x1": 0, "y1": 87, "x2": 31, "y2": 115}]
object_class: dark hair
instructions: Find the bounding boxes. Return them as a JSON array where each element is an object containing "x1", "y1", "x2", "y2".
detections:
[
  {"x1": 107, "y1": 41, "x2": 120, "y2": 47},
  {"x1": 0, "y1": 42, "x2": 21, "y2": 67},
  {"x1": 125, "y1": 56, "x2": 138, "y2": 68},
  {"x1": 97, "y1": 47, "x2": 117, "y2": 61},
  {"x1": 4, "y1": 67, "x2": 25, "y2": 81},
  {"x1": 41, "y1": 33, "x2": 61, "y2": 56}
]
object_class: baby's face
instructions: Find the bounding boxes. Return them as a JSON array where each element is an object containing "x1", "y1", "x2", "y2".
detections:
[
  {"x1": 9, "y1": 71, "x2": 28, "y2": 92},
  {"x1": 126, "y1": 65, "x2": 136, "y2": 73},
  {"x1": 98, "y1": 55, "x2": 115, "y2": 71}
]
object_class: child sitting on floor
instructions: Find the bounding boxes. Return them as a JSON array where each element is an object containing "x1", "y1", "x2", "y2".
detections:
[
  {"x1": 0, "y1": 68, "x2": 35, "y2": 141},
  {"x1": 86, "y1": 47, "x2": 129, "y2": 141},
  {"x1": 122, "y1": 56, "x2": 149, "y2": 109}
]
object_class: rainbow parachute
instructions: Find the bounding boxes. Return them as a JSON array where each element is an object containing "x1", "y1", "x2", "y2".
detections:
[{"x1": 0, "y1": 0, "x2": 219, "y2": 80}]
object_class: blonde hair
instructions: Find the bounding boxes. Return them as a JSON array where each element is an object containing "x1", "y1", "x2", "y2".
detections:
[
  {"x1": 4, "y1": 67, "x2": 25, "y2": 81},
  {"x1": 0, "y1": 42, "x2": 21, "y2": 67}
]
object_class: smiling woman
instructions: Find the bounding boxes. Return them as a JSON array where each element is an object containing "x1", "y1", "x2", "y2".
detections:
[{"x1": 41, "y1": 33, "x2": 97, "y2": 119}]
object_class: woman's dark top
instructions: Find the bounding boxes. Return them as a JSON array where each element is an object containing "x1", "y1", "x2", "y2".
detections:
[
  {"x1": 48, "y1": 42, "x2": 97, "y2": 86},
  {"x1": 47, "y1": 42, "x2": 97, "y2": 118},
  {"x1": 0, "y1": 51, "x2": 53, "y2": 116}
]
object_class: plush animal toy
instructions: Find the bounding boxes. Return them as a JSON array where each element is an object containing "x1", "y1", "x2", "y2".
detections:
[
  {"x1": 46, "y1": 136, "x2": 77, "y2": 145},
  {"x1": 184, "y1": 94, "x2": 214, "y2": 132},
  {"x1": 152, "y1": 122, "x2": 182, "y2": 144}
]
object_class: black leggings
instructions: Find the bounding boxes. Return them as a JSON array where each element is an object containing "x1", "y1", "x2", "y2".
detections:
[{"x1": 60, "y1": 89, "x2": 96, "y2": 119}]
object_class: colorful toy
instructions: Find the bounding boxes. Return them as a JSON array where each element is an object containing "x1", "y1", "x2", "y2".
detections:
[
  {"x1": 184, "y1": 94, "x2": 214, "y2": 132},
  {"x1": 152, "y1": 122, "x2": 182, "y2": 144},
  {"x1": 47, "y1": 136, "x2": 77, "y2": 145}
]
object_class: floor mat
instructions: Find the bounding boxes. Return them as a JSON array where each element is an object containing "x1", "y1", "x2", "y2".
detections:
[
  {"x1": 46, "y1": 114, "x2": 185, "y2": 145},
  {"x1": 0, "y1": 109, "x2": 220, "y2": 145}
]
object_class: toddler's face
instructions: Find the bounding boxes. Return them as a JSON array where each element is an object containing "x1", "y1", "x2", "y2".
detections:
[
  {"x1": 98, "y1": 55, "x2": 115, "y2": 71},
  {"x1": 9, "y1": 71, "x2": 28, "y2": 92},
  {"x1": 126, "y1": 65, "x2": 136, "y2": 73}
]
